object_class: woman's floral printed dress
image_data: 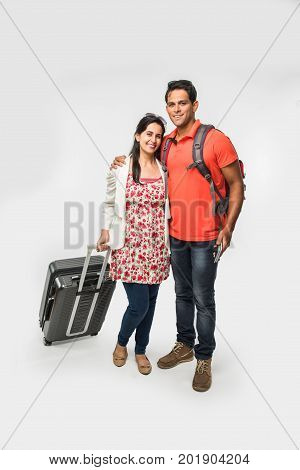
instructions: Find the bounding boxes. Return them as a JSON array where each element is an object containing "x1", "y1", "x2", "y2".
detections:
[{"x1": 109, "y1": 173, "x2": 170, "y2": 284}]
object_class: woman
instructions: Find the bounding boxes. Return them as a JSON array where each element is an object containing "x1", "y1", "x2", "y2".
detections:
[{"x1": 96, "y1": 114, "x2": 171, "y2": 375}]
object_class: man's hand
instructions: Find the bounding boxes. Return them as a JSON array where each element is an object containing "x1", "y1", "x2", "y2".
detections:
[
  {"x1": 215, "y1": 225, "x2": 232, "y2": 255},
  {"x1": 110, "y1": 155, "x2": 126, "y2": 170}
]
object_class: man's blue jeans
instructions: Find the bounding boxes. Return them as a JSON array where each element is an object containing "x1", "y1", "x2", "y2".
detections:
[
  {"x1": 118, "y1": 283, "x2": 160, "y2": 354},
  {"x1": 170, "y1": 235, "x2": 218, "y2": 360}
]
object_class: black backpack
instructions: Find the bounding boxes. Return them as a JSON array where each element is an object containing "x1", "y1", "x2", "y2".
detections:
[{"x1": 161, "y1": 124, "x2": 245, "y2": 216}]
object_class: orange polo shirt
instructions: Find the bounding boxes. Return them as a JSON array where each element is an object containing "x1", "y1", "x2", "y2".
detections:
[{"x1": 161, "y1": 119, "x2": 238, "y2": 241}]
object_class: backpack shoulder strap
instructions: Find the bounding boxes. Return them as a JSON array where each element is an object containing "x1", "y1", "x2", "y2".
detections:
[
  {"x1": 188, "y1": 124, "x2": 229, "y2": 215},
  {"x1": 188, "y1": 124, "x2": 215, "y2": 178},
  {"x1": 160, "y1": 137, "x2": 174, "y2": 201},
  {"x1": 161, "y1": 137, "x2": 174, "y2": 171}
]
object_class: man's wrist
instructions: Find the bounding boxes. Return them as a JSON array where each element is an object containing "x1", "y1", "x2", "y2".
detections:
[{"x1": 224, "y1": 222, "x2": 234, "y2": 233}]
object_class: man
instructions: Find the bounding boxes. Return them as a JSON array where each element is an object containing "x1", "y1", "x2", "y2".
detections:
[{"x1": 112, "y1": 80, "x2": 244, "y2": 391}]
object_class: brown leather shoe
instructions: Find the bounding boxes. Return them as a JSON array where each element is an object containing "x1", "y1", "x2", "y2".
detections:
[
  {"x1": 192, "y1": 358, "x2": 212, "y2": 392},
  {"x1": 157, "y1": 342, "x2": 194, "y2": 369},
  {"x1": 112, "y1": 344, "x2": 128, "y2": 367},
  {"x1": 135, "y1": 354, "x2": 152, "y2": 375}
]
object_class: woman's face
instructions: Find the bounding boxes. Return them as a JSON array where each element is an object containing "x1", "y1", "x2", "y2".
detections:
[{"x1": 136, "y1": 123, "x2": 163, "y2": 155}]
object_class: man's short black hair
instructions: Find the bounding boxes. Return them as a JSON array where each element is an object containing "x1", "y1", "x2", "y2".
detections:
[{"x1": 165, "y1": 80, "x2": 197, "y2": 104}]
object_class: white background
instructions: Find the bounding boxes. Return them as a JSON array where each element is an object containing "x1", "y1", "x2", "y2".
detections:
[{"x1": 0, "y1": 0, "x2": 299, "y2": 450}]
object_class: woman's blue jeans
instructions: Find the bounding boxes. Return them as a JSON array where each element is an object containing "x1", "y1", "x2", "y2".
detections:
[
  {"x1": 170, "y1": 235, "x2": 218, "y2": 360},
  {"x1": 118, "y1": 283, "x2": 160, "y2": 354}
]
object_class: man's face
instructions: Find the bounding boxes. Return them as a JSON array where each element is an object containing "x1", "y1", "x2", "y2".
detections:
[{"x1": 166, "y1": 89, "x2": 198, "y2": 128}]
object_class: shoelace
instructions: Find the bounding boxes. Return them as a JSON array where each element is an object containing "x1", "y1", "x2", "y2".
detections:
[
  {"x1": 196, "y1": 359, "x2": 210, "y2": 375},
  {"x1": 172, "y1": 341, "x2": 184, "y2": 354}
]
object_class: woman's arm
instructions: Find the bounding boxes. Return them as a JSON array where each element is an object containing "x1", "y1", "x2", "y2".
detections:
[
  {"x1": 97, "y1": 169, "x2": 117, "y2": 251},
  {"x1": 101, "y1": 169, "x2": 117, "y2": 230}
]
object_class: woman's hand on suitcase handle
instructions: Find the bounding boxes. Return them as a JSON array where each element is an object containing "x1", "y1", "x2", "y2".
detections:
[
  {"x1": 110, "y1": 155, "x2": 126, "y2": 170},
  {"x1": 96, "y1": 230, "x2": 110, "y2": 252}
]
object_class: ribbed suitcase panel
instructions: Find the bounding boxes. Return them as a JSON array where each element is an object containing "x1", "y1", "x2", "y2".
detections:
[
  {"x1": 89, "y1": 280, "x2": 115, "y2": 332},
  {"x1": 39, "y1": 255, "x2": 105, "y2": 325},
  {"x1": 45, "y1": 287, "x2": 76, "y2": 341},
  {"x1": 70, "y1": 279, "x2": 115, "y2": 335},
  {"x1": 43, "y1": 279, "x2": 116, "y2": 342},
  {"x1": 70, "y1": 294, "x2": 94, "y2": 334}
]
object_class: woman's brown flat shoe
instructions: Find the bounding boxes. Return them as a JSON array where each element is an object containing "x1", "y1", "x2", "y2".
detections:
[
  {"x1": 113, "y1": 345, "x2": 128, "y2": 367},
  {"x1": 135, "y1": 355, "x2": 152, "y2": 375}
]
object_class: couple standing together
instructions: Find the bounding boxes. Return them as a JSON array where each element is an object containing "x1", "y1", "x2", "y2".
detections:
[{"x1": 96, "y1": 80, "x2": 244, "y2": 392}]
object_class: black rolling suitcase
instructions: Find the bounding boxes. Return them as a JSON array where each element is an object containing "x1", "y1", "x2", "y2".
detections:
[{"x1": 39, "y1": 245, "x2": 116, "y2": 345}]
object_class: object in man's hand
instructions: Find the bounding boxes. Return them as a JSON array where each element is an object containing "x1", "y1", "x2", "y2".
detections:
[{"x1": 213, "y1": 242, "x2": 222, "y2": 263}]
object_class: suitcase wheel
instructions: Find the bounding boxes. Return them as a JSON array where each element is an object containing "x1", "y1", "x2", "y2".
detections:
[
  {"x1": 43, "y1": 337, "x2": 52, "y2": 346},
  {"x1": 91, "y1": 332, "x2": 99, "y2": 336}
]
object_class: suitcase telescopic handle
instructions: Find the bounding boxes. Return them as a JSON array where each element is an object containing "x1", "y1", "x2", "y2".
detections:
[
  {"x1": 66, "y1": 244, "x2": 112, "y2": 337},
  {"x1": 78, "y1": 244, "x2": 111, "y2": 294}
]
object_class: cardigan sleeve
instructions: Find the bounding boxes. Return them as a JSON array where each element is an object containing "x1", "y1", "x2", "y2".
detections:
[{"x1": 100, "y1": 169, "x2": 117, "y2": 230}]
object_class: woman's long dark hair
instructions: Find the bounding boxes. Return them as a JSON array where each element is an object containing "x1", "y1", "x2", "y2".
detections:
[{"x1": 129, "y1": 114, "x2": 166, "y2": 184}]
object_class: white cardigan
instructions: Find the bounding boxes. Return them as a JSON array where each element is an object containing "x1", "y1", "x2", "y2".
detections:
[{"x1": 101, "y1": 156, "x2": 171, "y2": 251}]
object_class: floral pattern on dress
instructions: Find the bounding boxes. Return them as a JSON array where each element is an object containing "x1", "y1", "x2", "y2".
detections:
[{"x1": 109, "y1": 173, "x2": 170, "y2": 284}]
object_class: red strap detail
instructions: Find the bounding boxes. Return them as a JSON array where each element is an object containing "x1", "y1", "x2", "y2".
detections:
[{"x1": 140, "y1": 176, "x2": 162, "y2": 182}]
